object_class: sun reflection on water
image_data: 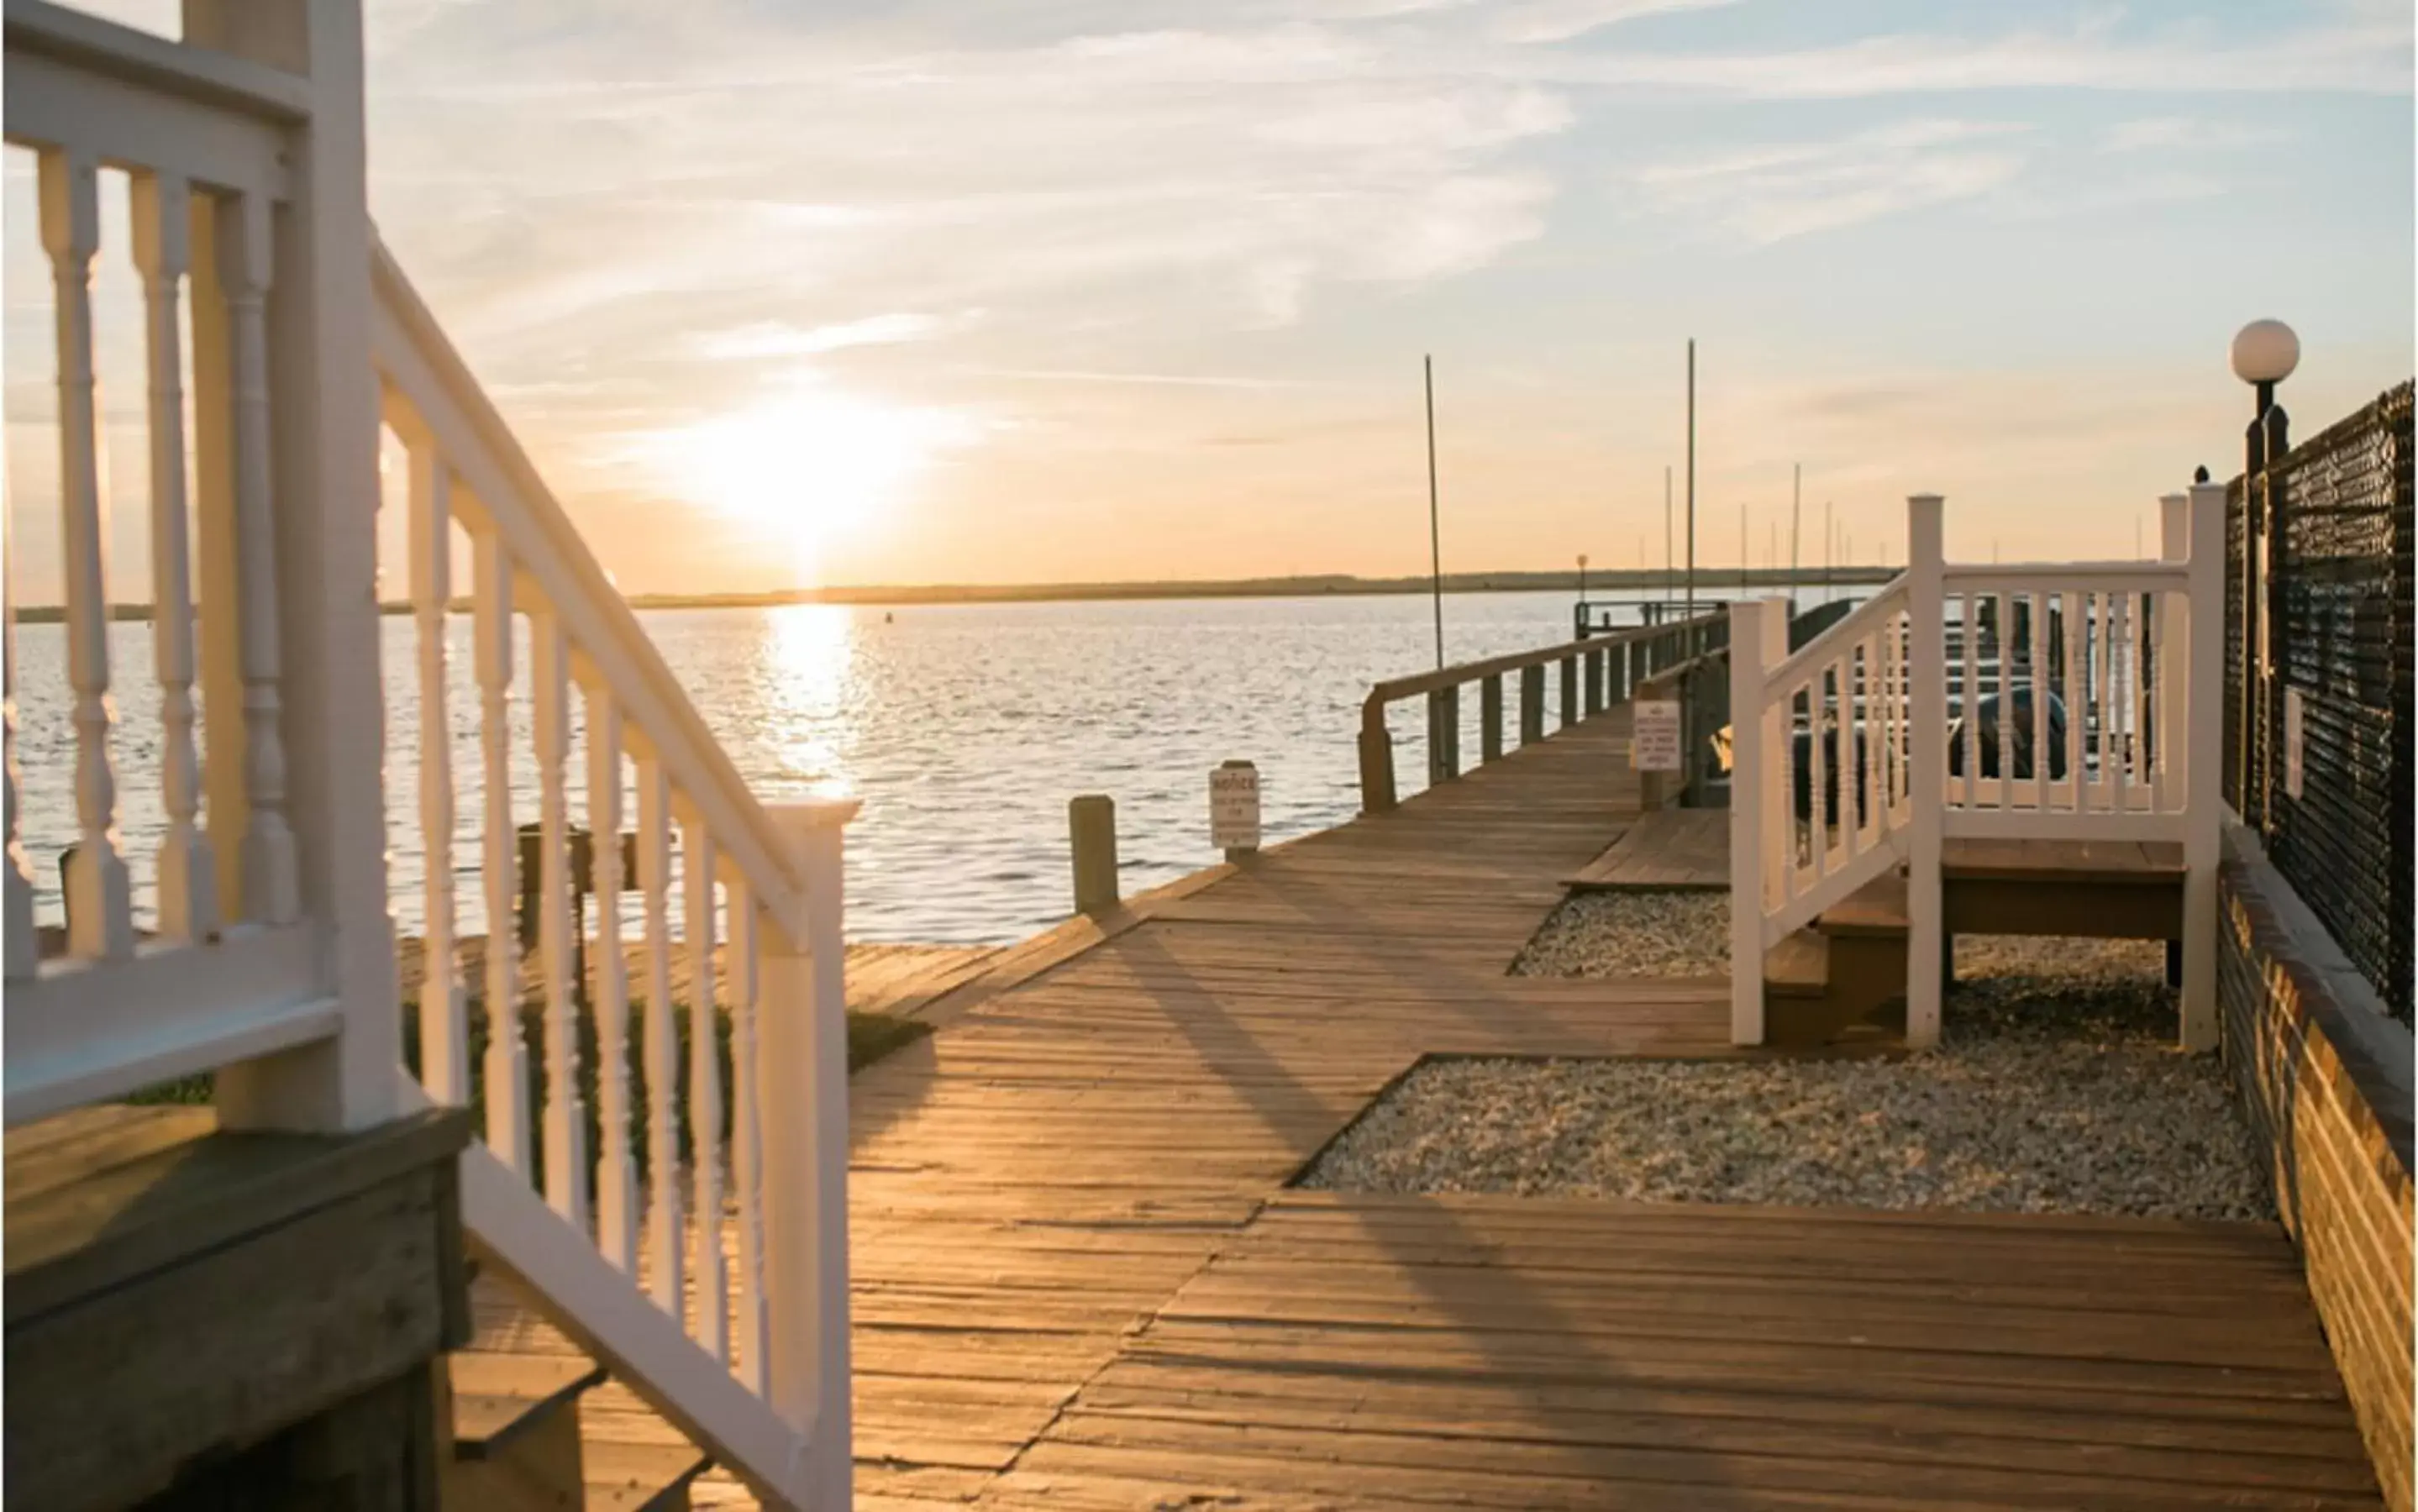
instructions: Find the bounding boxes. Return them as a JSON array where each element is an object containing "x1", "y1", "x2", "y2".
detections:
[{"x1": 763, "y1": 601, "x2": 856, "y2": 801}]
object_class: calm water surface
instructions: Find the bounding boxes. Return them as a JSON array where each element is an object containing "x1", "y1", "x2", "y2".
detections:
[{"x1": 13, "y1": 590, "x2": 1838, "y2": 944}]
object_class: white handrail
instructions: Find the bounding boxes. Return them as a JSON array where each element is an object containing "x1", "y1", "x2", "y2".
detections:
[
  {"x1": 1761, "y1": 575, "x2": 1906, "y2": 696},
  {"x1": 369, "y1": 244, "x2": 816, "y2": 945}
]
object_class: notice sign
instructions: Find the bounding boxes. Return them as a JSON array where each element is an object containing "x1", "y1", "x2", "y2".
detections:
[
  {"x1": 1211, "y1": 761, "x2": 1262, "y2": 851},
  {"x1": 1632, "y1": 700, "x2": 1683, "y2": 772},
  {"x1": 2284, "y1": 688, "x2": 2306, "y2": 801}
]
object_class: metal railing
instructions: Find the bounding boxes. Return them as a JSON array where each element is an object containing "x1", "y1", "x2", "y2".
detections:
[{"x1": 2226, "y1": 381, "x2": 2414, "y2": 1023}]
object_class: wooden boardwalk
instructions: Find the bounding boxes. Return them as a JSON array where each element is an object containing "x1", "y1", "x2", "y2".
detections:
[{"x1": 508, "y1": 708, "x2": 2375, "y2": 1508}]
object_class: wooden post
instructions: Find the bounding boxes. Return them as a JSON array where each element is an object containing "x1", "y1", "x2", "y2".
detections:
[
  {"x1": 1905, "y1": 494, "x2": 1948, "y2": 1050},
  {"x1": 1584, "y1": 648, "x2": 1605, "y2": 715},
  {"x1": 1480, "y1": 674, "x2": 1503, "y2": 763},
  {"x1": 1427, "y1": 685, "x2": 1459, "y2": 784},
  {"x1": 1559, "y1": 656, "x2": 1578, "y2": 727},
  {"x1": 1069, "y1": 795, "x2": 1119, "y2": 915},
  {"x1": 1727, "y1": 601, "x2": 1772, "y2": 1044},
  {"x1": 2180, "y1": 481, "x2": 2226, "y2": 1051},
  {"x1": 191, "y1": 0, "x2": 395, "y2": 1131},
  {"x1": 1518, "y1": 665, "x2": 1544, "y2": 745},
  {"x1": 1357, "y1": 706, "x2": 1396, "y2": 813},
  {"x1": 757, "y1": 802, "x2": 858, "y2": 1506}
]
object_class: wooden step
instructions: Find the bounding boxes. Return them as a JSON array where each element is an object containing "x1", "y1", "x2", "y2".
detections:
[
  {"x1": 449, "y1": 1356, "x2": 607, "y2": 1462},
  {"x1": 1816, "y1": 870, "x2": 1908, "y2": 938},
  {"x1": 1764, "y1": 929, "x2": 1827, "y2": 999}
]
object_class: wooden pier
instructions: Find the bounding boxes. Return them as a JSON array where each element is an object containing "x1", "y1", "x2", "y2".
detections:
[{"x1": 458, "y1": 705, "x2": 2382, "y2": 1509}]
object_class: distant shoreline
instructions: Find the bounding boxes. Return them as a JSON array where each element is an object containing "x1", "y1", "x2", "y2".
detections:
[{"x1": 19, "y1": 565, "x2": 1896, "y2": 623}]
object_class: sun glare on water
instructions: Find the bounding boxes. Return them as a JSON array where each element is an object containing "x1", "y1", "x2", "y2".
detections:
[{"x1": 649, "y1": 384, "x2": 970, "y2": 580}]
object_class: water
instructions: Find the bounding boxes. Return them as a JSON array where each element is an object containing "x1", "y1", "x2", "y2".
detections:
[{"x1": 11, "y1": 588, "x2": 1844, "y2": 944}]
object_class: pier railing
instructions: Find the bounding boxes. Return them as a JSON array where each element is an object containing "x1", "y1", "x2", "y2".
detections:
[
  {"x1": 1728, "y1": 487, "x2": 2225, "y2": 1050},
  {"x1": 1358, "y1": 612, "x2": 1727, "y2": 813}
]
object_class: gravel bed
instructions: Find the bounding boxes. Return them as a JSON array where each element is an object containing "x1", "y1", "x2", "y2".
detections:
[
  {"x1": 1309, "y1": 937, "x2": 2274, "y2": 1221},
  {"x1": 1511, "y1": 891, "x2": 1729, "y2": 977}
]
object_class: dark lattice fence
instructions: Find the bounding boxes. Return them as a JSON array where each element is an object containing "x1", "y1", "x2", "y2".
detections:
[{"x1": 2226, "y1": 382, "x2": 2414, "y2": 1023}]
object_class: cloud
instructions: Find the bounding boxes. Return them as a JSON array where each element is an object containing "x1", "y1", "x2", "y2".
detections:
[
  {"x1": 692, "y1": 313, "x2": 947, "y2": 360},
  {"x1": 1630, "y1": 119, "x2": 2032, "y2": 243}
]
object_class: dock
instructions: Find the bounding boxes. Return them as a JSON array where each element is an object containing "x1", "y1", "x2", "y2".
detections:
[{"x1": 458, "y1": 706, "x2": 2382, "y2": 1509}]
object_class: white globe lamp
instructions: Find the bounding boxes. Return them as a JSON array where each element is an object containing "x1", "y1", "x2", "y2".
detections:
[{"x1": 2231, "y1": 319, "x2": 2300, "y2": 393}]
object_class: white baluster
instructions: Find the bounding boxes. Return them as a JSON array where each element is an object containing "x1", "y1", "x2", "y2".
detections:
[
  {"x1": 685, "y1": 821, "x2": 728, "y2": 1362},
  {"x1": 2108, "y1": 592, "x2": 2132, "y2": 813},
  {"x1": 533, "y1": 609, "x2": 587, "y2": 1226},
  {"x1": 728, "y1": 877, "x2": 770, "y2": 1392},
  {"x1": 39, "y1": 150, "x2": 132, "y2": 959},
  {"x1": 1958, "y1": 591, "x2": 1977, "y2": 814},
  {"x1": 1859, "y1": 633, "x2": 1880, "y2": 848},
  {"x1": 1807, "y1": 667, "x2": 1829, "y2": 882},
  {"x1": 1994, "y1": 595, "x2": 2013, "y2": 808},
  {"x1": 475, "y1": 532, "x2": 529, "y2": 1173},
  {"x1": 2130, "y1": 589, "x2": 2151, "y2": 809},
  {"x1": 587, "y1": 689, "x2": 639, "y2": 1273},
  {"x1": 407, "y1": 440, "x2": 468, "y2": 1102},
  {"x1": 637, "y1": 757, "x2": 684, "y2": 1315},
  {"x1": 3, "y1": 503, "x2": 34, "y2": 979},
  {"x1": 2029, "y1": 593, "x2": 2049, "y2": 814},
  {"x1": 129, "y1": 171, "x2": 217, "y2": 942},
  {"x1": 214, "y1": 189, "x2": 298, "y2": 925},
  {"x1": 2158, "y1": 491, "x2": 2189, "y2": 813},
  {"x1": 2062, "y1": 591, "x2": 2084, "y2": 812},
  {"x1": 2095, "y1": 591, "x2": 2116, "y2": 811}
]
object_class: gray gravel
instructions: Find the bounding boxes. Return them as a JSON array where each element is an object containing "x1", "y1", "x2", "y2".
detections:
[
  {"x1": 1311, "y1": 937, "x2": 2274, "y2": 1221},
  {"x1": 1511, "y1": 891, "x2": 1729, "y2": 977}
]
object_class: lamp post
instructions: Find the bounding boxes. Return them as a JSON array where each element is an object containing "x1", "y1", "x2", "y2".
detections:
[
  {"x1": 2231, "y1": 318, "x2": 2297, "y2": 827},
  {"x1": 1576, "y1": 553, "x2": 1589, "y2": 637}
]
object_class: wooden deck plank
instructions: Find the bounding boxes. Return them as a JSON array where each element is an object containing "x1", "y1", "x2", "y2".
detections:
[{"x1": 454, "y1": 706, "x2": 2379, "y2": 1509}]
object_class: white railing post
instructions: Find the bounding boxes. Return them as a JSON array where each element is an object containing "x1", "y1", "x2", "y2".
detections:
[
  {"x1": 2179, "y1": 481, "x2": 2226, "y2": 1051},
  {"x1": 3, "y1": 510, "x2": 33, "y2": 979},
  {"x1": 758, "y1": 801, "x2": 859, "y2": 1507},
  {"x1": 1905, "y1": 495, "x2": 1947, "y2": 1049},
  {"x1": 1727, "y1": 599, "x2": 1785, "y2": 1045},
  {"x1": 39, "y1": 148, "x2": 135, "y2": 963},
  {"x1": 2158, "y1": 492, "x2": 2189, "y2": 806},
  {"x1": 130, "y1": 171, "x2": 218, "y2": 943},
  {"x1": 190, "y1": 0, "x2": 396, "y2": 1131}
]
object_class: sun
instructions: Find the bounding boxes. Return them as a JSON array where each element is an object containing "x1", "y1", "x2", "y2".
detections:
[{"x1": 647, "y1": 382, "x2": 970, "y2": 579}]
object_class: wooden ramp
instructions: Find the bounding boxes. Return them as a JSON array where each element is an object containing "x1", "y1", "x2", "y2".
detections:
[
  {"x1": 1566, "y1": 806, "x2": 1729, "y2": 890},
  {"x1": 458, "y1": 706, "x2": 2378, "y2": 1509}
]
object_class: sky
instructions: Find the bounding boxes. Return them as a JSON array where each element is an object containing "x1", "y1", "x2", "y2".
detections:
[{"x1": 4, "y1": 0, "x2": 2413, "y2": 600}]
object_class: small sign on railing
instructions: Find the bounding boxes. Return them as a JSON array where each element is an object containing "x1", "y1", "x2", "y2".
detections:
[
  {"x1": 1212, "y1": 760, "x2": 1262, "y2": 853},
  {"x1": 1632, "y1": 700, "x2": 1683, "y2": 772}
]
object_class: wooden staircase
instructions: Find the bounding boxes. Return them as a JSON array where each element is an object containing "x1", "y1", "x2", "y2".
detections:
[
  {"x1": 1763, "y1": 840, "x2": 2187, "y2": 1047},
  {"x1": 439, "y1": 1267, "x2": 724, "y2": 1511}
]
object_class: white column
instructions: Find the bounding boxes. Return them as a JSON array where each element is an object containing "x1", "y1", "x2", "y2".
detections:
[
  {"x1": 39, "y1": 149, "x2": 134, "y2": 962},
  {"x1": 2158, "y1": 492, "x2": 2189, "y2": 809},
  {"x1": 214, "y1": 188, "x2": 301, "y2": 927},
  {"x1": 3, "y1": 501, "x2": 34, "y2": 979},
  {"x1": 1905, "y1": 495, "x2": 1947, "y2": 1050},
  {"x1": 2179, "y1": 481, "x2": 2226, "y2": 1052},
  {"x1": 192, "y1": 0, "x2": 396, "y2": 1132},
  {"x1": 407, "y1": 441, "x2": 469, "y2": 1103},
  {"x1": 534, "y1": 609, "x2": 587, "y2": 1225},
  {"x1": 130, "y1": 171, "x2": 218, "y2": 942},
  {"x1": 1727, "y1": 600, "x2": 1769, "y2": 1044},
  {"x1": 475, "y1": 533, "x2": 528, "y2": 1173},
  {"x1": 760, "y1": 801, "x2": 859, "y2": 1504}
]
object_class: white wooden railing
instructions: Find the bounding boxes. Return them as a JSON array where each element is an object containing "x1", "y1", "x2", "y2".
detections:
[
  {"x1": 4, "y1": 4, "x2": 855, "y2": 1505},
  {"x1": 1730, "y1": 486, "x2": 2226, "y2": 1051}
]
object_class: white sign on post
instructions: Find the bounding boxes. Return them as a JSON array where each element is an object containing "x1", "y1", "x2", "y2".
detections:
[
  {"x1": 1632, "y1": 699, "x2": 1683, "y2": 773},
  {"x1": 1211, "y1": 761, "x2": 1261, "y2": 852},
  {"x1": 2284, "y1": 687, "x2": 2305, "y2": 801}
]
